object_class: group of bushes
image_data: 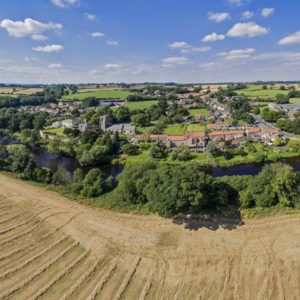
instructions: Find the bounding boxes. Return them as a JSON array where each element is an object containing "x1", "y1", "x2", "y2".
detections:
[{"x1": 112, "y1": 161, "x2": 300, "y2": 217}]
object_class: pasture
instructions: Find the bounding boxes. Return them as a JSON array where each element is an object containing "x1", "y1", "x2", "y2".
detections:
[
  {"x1": 188, "y1": 108, "x2": 209, "y2": 117},
  {"x1": 124, "y1": 100, "x2": 159, "y2": 110},
  {"x1": 62, "y1": 90, "x2": 133, "y2": 101}
]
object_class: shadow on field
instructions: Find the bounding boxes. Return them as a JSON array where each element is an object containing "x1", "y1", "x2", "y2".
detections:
[{"x1": 172, "y1": 213, "x2": 244, "y2": 231}]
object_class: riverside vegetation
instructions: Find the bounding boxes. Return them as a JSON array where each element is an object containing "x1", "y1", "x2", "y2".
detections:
[{"x1": 1, "y1": 144, "x2": 300, "y2": 218}]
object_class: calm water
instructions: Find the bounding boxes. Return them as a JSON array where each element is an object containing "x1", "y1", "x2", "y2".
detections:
[{"x1": 1, "y1": 135, "x2": 300, "y2": 177}]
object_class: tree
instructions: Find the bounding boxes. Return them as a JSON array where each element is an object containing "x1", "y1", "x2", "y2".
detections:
[
  {"x1": 81, "y1": 168, "x2": 106, "y2": 197},
  {"x1": 52, "y1": 167, "x2": 71, "y2": 185},
  {"x1": 121, "y1": 144, "x2": 140, "y2": 155},
  {"x1": 8, "y1": 144, "x2": 31, "y2": 173},
  {"x1": 207, "y1": 141, "x2": 217, "y2": 154},
  {"x1": 273, "y1": 136, "x2": 280, "y2": 146},
  {"x1": 253, "y1": 107, "x2": 260, "y2": 115},
  {"x1": 131, "y1": 113, "x2": 150, "y2": 127},
  {"x1": 149, "y1": 146, "x2": 157, "y2": 158},
  {"x1": 276, "y1": 94, "x2": 289, "y2": 104}
]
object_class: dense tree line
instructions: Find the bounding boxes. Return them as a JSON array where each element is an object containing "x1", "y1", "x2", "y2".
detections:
[{"x1": 113, "y1": 162, "x2": 300, "y2": 217}]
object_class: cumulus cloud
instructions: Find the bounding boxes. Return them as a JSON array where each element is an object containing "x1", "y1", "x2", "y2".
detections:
[
  {"x1": 168, "y1": 41, "x2": 189, "y2": 49},
  {"x1": 262, "y1": 8, "x2": 274, "y2": 18},
  {"x1": 278, "y1": 31, "x2": 300, "y2": 45},
  {"x1": 106, "y1": 41, "x2": 118, "y2": 46},
  {"x1": 208, "y1": 12, "x2": 230, "y2": 23},
  {"x1": 228, "y1": 0, "x2": 242, "y2": 6},
  {"x1": 181, "y1": 46, "x2": 211, "y2": 54},
  {"x1": 241, "y1": 11, "x2": 254, "y2": 20},
  {"x1": 48, "y1": 63, "x2": 62, "y2": 68},
  {"x1": 90, "y1": 32, "x2": 105, "y2": 37},
  {"x1": 162, "y1": 57, "x2": 188, "y2": 66},
  {"x1": 32, "y1": 44, "x2": 64, "y2": 53},
  {"x1": 202, "y1": 33, "x2": 225, "y2": 42},
  {"x1": 84, "y1": 13, "x2": 95, "y2": 21},
  {"x1": 218, "y1": 48, "x2": 255, "y2": 60},
  {"x1": 25, "y1": 57, "x2": 39, "y2": 62},
  {"x1": 0, "y1": 18, "x2": 62, "y2": 40},
  {"x1": 227, "y1": 22, "x2": 269, "y2": 38},
  {"x1": 51, "y1": 0, "x2": 80, "y2": 8},
  {"x1": 105, "y1": 64, "x2": 120, "y2": 69}
]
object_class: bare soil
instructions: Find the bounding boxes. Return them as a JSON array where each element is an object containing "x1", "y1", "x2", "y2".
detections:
[{"x1": 0, "y1": 174, "x2": 299, "y2": 299}]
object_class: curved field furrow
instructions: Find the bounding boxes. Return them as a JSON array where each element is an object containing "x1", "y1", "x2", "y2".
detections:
[
  {"x1": 0, "y1": 211, "x2": 65, "y2": 247},
  {"x1": 29, "y1": 250, "x2": 90, "y2": 300},
  {"x1": 113, "y1": 256, "x2": 141, "y2": 300},
  {"x1": 0, "y1": 241, "x2": 80, "y2": 299},
  {"x1": 0, "y1": 235, "x2": 68, "y2": 280},
  {"x1": 0, "y1": 207, "x2": 51, "y2": 235},
  {"x1": 0, "y1": 244, "x2": 28, "y2": 262},
  {"x1": 0, "y1": 174, "x2": 300, "y2": 299},
  {"x1": 60, "y1": 257, "x2": 102, "y2": 300},
  {"x1": 86, "y1": 262, "x2": 117, "y2": 300}
]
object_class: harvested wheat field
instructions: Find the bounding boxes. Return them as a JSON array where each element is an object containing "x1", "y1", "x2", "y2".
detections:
[{"x1": 0, "y1": 174, "x2": 300, "y2": 300}]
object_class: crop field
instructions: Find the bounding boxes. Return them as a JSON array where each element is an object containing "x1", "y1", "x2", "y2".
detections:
[
  {"x1": 235, "y1": 85, "x2": 300, "y2": 98},
  {"x1": 62, "y1": 90, "x2": 133, "y2": 101},
  {"x1": 0, "y1": 174, "x2": 300, "y2": 299},
  {"x1": 124, "y1": 100, "x2": 159, "y2": 110}
]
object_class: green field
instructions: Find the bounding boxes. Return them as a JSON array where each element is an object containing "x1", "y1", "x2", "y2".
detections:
[
  {"x1": 0, "y1": 94, "x2": 20, "y2": 98},
  {"x1": 163, "y1": 124, "x2": 186, "y2": 136},
  {"x1": 186, "y1": 124, "x2": 206, "y2": 132},
  {"x1": 290, "y1": 98, "x2": 300, "y2": 104},
  {"x1": 62, "y1": 89, "x2": 133, "y2": 100},
  {"x1": 124, "y1": 100, "x2": 159, "y2": 110},
  {"x1": 188, "y1": 108, "x2": 210, "y2": 117},
  {"x1": 43, "y1": 127, "x2": 66, "y2": 136},
  {"x1": 235, "y1": 85, "x2": 291, "y2": 97}
]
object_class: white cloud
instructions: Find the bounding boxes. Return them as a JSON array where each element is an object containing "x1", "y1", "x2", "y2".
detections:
[
  {"x1": 106, "y1": 41, "x2": 119, "y2": 46},
  {"x1": 25, "y1": 57, "x2": 39, "y2": 62},
  {"x1": 32, "y1": 44, "x2": 64, "y2": 53},
  {"x1": 0, "y1": 18, "x2": 62, "y2": 40},
  {"x1": 181, "y1": 46, "x2": 211, "y2": 54},
  {"x1": 202, "y1": 33, "x2": 225, "y2": 42},
  {"x1": 241, "y1": 11, "x2": 254, "y2": 20},
  {"x1": 48, "y1": 63, "x2": 62, "y2": 68},
  {"x1": 51, "y1": 0, "x2": 80, "y2": 8},
  {"x1": 168, "y1": 41, "x2": 189, "y2": 49},
  {"x1": 84, "y1": 13, "x2": 95, "y2": 21},
  {"x1": 278, "y1": 31, "x2": 300, "y2": 45},
  {"x1": 262, "y1": 8, "x2": 274, "y2": 18},
  {"x1": 228, "y1": 0, "x2": 242, "y2": 6},
  {"x1": 227, "y1": 22, "x2": 269, "y2": 38},
  {"x1": 208, "y1": 12, "x2": 230, "y2": 23},
  {"x1": 90, "y1": 32, "x2": 105, "y2": 38},
  {"x1": 105, "y1": 64, "x2": 120, "y2": 69},
  {"x1": 162, "y1": 57, "x2": 188, "y2": 65},
  {"x1": 31, "y1": 34, "x2": 48, "y2": 41},
  {"x1": 218, "y1": 48, "x2": 255, "y2": 60}
]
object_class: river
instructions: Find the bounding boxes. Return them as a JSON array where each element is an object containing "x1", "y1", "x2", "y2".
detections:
[{"x1": 1, "y1": 135, "x2": 300, "y2": 178}]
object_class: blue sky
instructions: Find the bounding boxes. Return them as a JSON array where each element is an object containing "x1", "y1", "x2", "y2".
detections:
[{"x1": 0, "y1": 0, "x2": 300, "y2": 83}]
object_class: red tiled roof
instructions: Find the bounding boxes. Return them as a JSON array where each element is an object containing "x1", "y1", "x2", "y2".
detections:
[
  {"x1": 207, "y1": 124, "x2": 215, "y2": 129},
  {"x1": 261, "y1": 129, "x2": 279, "y2": 135},
  {"x1": 167, "y1": 136, "x2": 185, "y2": 141},
  {"x1": 247, "y1": 128, "x2": 260, "y2": 133},
  {"x1": 209, "y1": 130, "x2": 244, "y2": 136},
  {"x1": 185, "y1": 131, "x2": 205, "y2": 138}
]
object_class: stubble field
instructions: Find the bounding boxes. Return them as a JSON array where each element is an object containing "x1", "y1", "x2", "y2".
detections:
[{"x1": 0, "y1": 174, "x2": 300, "y2": 299}]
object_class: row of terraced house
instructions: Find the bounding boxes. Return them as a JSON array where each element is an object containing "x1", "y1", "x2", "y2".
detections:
[{"x1": 133, "y1": 128, "x2": 279, "y2": 153}]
